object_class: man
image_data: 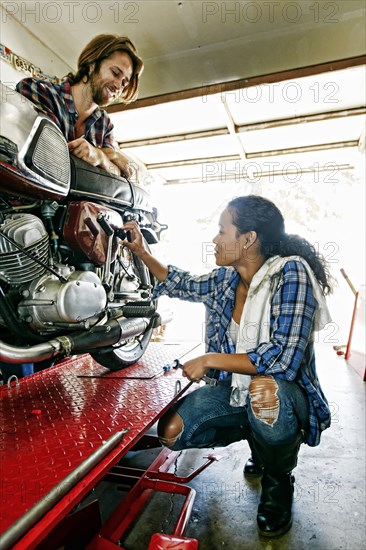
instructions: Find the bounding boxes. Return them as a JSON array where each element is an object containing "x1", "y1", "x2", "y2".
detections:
[
  {"x1": 16, "y1": 34, "x2": 143, "y2": 178},
  {"x1": 5, "y1": 35, "x2": 143, "y2": 381}
]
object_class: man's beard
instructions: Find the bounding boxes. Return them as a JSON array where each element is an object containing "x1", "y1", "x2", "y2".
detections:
[{"x1": 89, "y1": 71, "x2": 112, "y2": 106}]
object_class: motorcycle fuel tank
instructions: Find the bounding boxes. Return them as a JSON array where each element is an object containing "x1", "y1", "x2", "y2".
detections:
[
  {"x1": 63, "y1": 201, "x2": 123, "y2": 265},
  {"x1": 0, "y1": 84, "x2": 70, "y2": 200}
]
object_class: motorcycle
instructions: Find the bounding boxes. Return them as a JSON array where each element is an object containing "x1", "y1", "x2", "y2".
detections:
[{"x1": 0, "y1": 83, "x2": 170, "y2": 372}]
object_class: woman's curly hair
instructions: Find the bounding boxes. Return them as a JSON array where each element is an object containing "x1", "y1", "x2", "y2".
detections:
[{"x1": 228, "y1": 195, "x2": 333, "y2": 295}]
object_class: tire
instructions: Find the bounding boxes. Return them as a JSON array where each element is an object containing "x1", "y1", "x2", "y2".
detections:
[
  {"x1": 91, "y1": 237, "x2": 156, "y2": 371},
  {"x1": 91, "y1": 325, "x2": 154, "y2": 370}
]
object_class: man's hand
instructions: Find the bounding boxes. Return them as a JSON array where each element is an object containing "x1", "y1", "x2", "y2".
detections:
[
  {"x1": 101, "y1": 148, "x2": 134, "y2": 179},
  {"x1": 68, "y1": 137, "x2": 101, "y2": 166},
  {"x1": 68, "y1": 138, "x2": 120, "y2": 176}
]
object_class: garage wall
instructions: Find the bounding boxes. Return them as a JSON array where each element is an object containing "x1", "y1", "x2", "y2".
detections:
[{"x1": 0, "y1": 6, "x2": 70, "y2": 87}]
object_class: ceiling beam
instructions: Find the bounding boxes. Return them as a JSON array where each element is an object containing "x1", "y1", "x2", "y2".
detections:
[
  {"x1": 240, "y1": 107, "x2": 366, "y2": 132},
  {"x1": 145, "y1": 141, "x2": 358, "y2": 169},
  {"x1": 146, "y1": 155, "x2": 240, "y2": 169},
  {"x1": 119, "y1": 128, "x2": 229, "y2": 148},
  {"x1": 159, "y1": 164, "x2": 354, "y2": 186},
  {"x1": 119, "y1": 107, "x2": 365, "y2": 148},
  {"x1": 246, "y1": 141, "x2": 359, "y2": 159},
  {"x1": 219, "y1": 98, "x2": 247, "y2": 160},
  {"x1": 108, "y1": 55, "x2": 366, "y2": 113}
]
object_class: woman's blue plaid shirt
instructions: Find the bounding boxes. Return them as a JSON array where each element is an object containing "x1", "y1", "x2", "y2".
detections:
[{"x1": 153, "y1": 259, "x2": 331, "y2": 446}]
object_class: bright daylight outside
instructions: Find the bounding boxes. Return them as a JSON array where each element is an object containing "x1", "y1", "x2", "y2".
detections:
[{"x1": 111, "y1": 65, "x2": 365, "y2": 356}]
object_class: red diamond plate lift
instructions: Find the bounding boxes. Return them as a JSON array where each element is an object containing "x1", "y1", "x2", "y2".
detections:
[{"x1": 0, "y1": 342, "x2": 218, "y2": 549}]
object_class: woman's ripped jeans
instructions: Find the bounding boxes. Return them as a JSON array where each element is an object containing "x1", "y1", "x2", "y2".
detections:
[{"x1": 157, "y1": 375, "x2": 308, "y2": 450}]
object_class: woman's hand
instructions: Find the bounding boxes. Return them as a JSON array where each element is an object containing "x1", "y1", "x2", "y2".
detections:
[
  {"x1": 182, "y1": 352, "x2": 257, "y2": 377},
  {"x1": 182, "y1": 355, "x2": 210, "y2": 383},
  {"x1": 120, "y1": 221, "x2": 147, "y2": 258},
  {"x1": 119, "y1": 221, "x2": 169, "y2": 282}
]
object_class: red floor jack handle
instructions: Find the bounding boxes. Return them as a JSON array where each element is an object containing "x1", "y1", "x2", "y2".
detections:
[
  {"x1": 333, "y1": 269, "x2": 358, "y2": 356},
  {"x1": 339, "y1": 268, "x2": 360, "y2": 362},
  {"x1": 340, "y1": 268, "x2": 357, "y2": 296},
  {"x1": 88, "y1": 447, "x2": 221, "y2": 549}
]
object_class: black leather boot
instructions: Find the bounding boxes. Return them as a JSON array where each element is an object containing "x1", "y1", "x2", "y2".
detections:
[
  {"x1": 244, "y1": 455, "x2": 263, "y2": 477},
  {"x1": 251, "y1": 432, "x2": 302, "y2": 537},
  {"x1": 244, "y1": 434, "x2": 263, "y2": 477}
]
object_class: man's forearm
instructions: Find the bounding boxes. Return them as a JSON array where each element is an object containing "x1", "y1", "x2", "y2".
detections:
[
  {"x1": 101, "y1": 148, "x2": 132, "y2": 178},
  {"x1": 68, "y1": 138, "x2": 120, "y2": 175},
  {"x1": 97, "y1": 148, "x2": 121, "y2": 175}
]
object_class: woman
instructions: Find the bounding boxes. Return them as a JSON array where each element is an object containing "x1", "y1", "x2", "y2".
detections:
[{"x1": 122, "y1": 195, "x2": 332, "y2": 538}]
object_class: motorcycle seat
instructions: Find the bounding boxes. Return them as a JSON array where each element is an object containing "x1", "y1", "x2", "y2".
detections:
[{"x1": 69, "y1": 155, "x2": 152, "y2": 212}]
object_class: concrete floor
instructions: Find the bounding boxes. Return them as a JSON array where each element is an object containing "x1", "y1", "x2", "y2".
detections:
[{"x1": 89, "y1": 343, "x2": 365, "y2": 550}]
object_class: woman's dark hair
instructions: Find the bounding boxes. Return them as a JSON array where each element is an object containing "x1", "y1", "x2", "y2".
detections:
[
  {"x1": 66, "y1": 34, "x2": 143, "y2": 103},
  {"x1": 227, "y1": 195, "x2": 333, "y2": 295}
]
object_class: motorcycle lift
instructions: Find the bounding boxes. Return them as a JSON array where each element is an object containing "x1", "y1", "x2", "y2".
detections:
[{"x1": 0, "y1": 342, "x2": 219, "y2": 549}]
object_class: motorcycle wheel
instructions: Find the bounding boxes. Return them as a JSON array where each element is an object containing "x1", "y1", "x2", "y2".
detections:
[
  {"x1": 90, "y1": 326, "x2": 154, "y2": 371},
  {"x1": 90, "y1": 239, "x2": 156, "y2": 371}
]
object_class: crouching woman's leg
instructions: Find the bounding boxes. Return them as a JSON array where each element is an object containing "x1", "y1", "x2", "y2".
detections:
[
  {"x1": 157, "y1": 408, "x2": 184, "y2": 449},
  {"x1": 158, "y1": 377, "x2": 249, "y2": 451},
  {"x1": 246, "y1": 375, "x2": 309, "y2": 538}
]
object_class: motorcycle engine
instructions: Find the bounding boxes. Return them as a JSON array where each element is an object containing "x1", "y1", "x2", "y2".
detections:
[
  {"x1": 18, "y1": 267, "x2": 107, "y2": 333},
  {"x1": 0, "y1": 214, "x2": 107, "y2": 333},
  {"x1": 0, "y1": 213, "x2": 49, "y2": 284}
]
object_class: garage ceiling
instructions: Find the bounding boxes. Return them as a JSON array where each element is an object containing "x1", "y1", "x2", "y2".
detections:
[
  {"x1": 4, "y1": 0, "x2": 365, "y2": 97},
  {"x1": 2, "y1": 0, "x2": 365, "y2": 186},
  {"x1": 110, "y1": 63, "x2": 366, "y2": 186}
]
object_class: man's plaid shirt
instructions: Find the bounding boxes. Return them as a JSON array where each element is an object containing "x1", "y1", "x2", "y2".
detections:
[
  {"x1": 16, "y1": 78, "x2": 116, "y2": 149},
  {"x1": 153, "y1": 259, "x2": 331, "y2": 447}
]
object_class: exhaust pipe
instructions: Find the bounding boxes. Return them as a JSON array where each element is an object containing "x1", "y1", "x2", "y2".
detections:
[
  {"x1": 0, "y1": 309, "x2": 173, "y2": 364},
  {"x1": 0, "y1": 338, "x2": 63, "y2": 364}
]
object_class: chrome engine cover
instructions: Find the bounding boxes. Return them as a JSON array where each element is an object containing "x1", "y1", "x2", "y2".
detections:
[{"x1": 18, "y1": 269, "x2": 107, "y2": 332}]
